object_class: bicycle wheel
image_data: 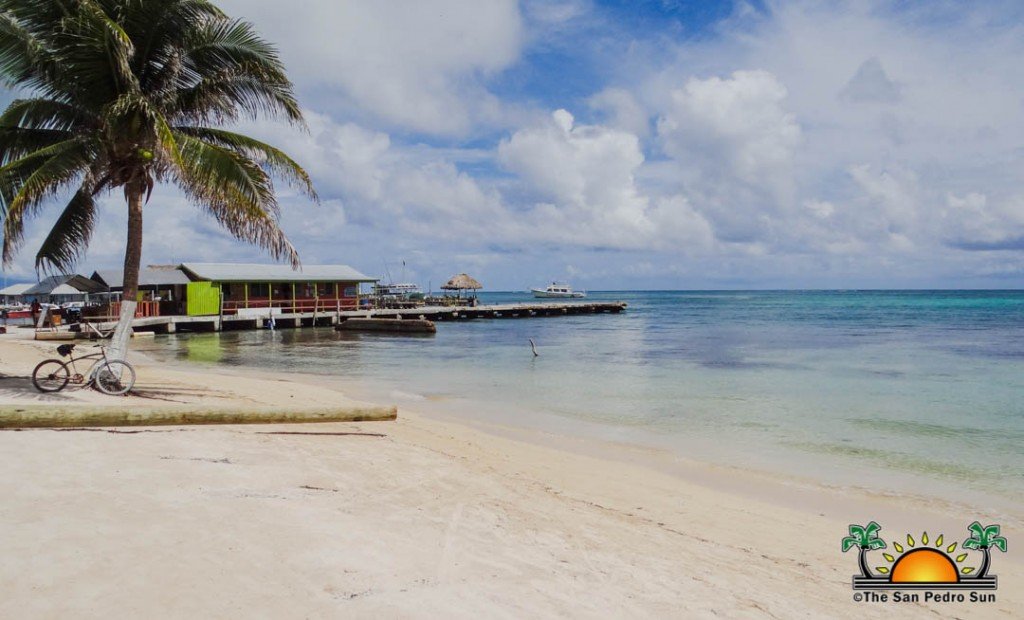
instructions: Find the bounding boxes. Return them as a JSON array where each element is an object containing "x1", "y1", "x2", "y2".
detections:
[
  {"x1": 93, "y1": 360, "x2": 136, "y2": 396},
  {"x1": 32, "y1": 359, "x2": 70, "y2": 392}
]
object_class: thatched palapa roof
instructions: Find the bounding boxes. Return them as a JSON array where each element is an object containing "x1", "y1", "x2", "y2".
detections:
[{"x1": 441, "y1": 273, "x2": 482, "y2": 290}]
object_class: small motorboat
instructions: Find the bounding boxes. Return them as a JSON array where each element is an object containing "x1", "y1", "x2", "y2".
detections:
[{"x1": 531, "y1": 282, "x2": 586, "y2": 298}]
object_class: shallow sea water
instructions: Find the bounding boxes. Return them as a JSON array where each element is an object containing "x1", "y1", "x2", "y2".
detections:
[{"x1": 136, "y1": 290, "x2": 1024, "y2": 503}]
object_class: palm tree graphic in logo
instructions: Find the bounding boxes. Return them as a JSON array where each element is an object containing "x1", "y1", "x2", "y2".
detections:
[
  {"x1": 843, "y1": 522, "x2": 1005, "y2": 590},
  {"x1": 842, "y1": 522, "x2": 887, "y2": 579},
  {"x1": 962, "y1": 522, "x2": 1007, "y2": 580}
]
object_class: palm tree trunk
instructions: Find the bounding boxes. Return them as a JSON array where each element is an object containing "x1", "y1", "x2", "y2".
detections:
[
  {"x1": 108, "y1": 183, "x2": 144, "y2": 361},
  {"x1": 977, "y1": 548, "x2": 990, "y2": 578},
  {"x1": 858, "y1": 548, "x2": 871, "y2": 578}
]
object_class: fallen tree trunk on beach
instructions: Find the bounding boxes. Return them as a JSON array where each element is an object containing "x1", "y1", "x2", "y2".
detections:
[{"x1": 0, "y1": 404, "x2": 397, "y2": 429}]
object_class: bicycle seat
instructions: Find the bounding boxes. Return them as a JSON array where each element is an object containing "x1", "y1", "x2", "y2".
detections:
[{"x1": 57, "y1": 344, "x2": 75, "y2": 357}]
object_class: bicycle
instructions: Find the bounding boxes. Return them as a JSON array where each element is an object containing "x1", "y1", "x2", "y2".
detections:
[{"x1": 32, "y1": 343, "x2": 136, "y2": 396}]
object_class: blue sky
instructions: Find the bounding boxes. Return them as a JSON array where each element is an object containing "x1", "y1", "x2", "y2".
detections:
[{"x1": 5, "y1": 0, "x2": 1024, "y2": 289}]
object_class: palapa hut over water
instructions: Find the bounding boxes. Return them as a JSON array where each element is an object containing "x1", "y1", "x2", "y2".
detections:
[{"x1": 441, "y1": 273, "x2": 483, "y2": 304}]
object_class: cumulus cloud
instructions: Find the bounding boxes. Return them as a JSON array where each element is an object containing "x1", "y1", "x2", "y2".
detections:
[
  {"x1": 499, "y1": 109, "x2": 711, "y2": 249},
  {"x1": 655, "y1": 70, "x2": 801, "y2": 243},
  {"x1": 218, "y1": 0, "x2": 524, "y2": 136},
  {"x1": 588, "y1": 88, "x2": 651, "y2": 138}
]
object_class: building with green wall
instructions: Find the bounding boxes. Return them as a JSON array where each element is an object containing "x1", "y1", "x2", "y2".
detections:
[{"x1": 176, "y1": 263, "x2": 377, "y2": 316}]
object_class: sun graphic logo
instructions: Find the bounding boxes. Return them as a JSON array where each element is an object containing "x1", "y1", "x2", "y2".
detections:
[{"x1": 842, "y1": 521, "x2": 1006, "y2": 592}]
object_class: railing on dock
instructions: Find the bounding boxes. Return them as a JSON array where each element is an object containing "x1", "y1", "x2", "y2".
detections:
[
  {"x1": 220, "y1": 298, "x2": 359, "y2": 315},
  {"x1": 81, "y1": 300, "x2": 162, "y2": 322}
]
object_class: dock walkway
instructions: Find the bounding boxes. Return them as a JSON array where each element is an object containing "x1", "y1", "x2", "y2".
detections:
[{"x1": 75, "y1": 301, "x2": 627, "y2": 335}]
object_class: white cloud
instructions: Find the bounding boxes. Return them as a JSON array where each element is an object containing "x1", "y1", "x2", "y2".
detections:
[
  {"x1": 499, "y1": 109, "x2": 652, "y2": 247},
  {"x1": 659, "y1": 70, "x2": 800, "y2": 191},
  {"x1": 218, "y1": 0, "x2": 524, "y2": 136},
  {"x1": 588, "y1": 87, "x2": 651, "y2": 138},
  {"x1": 654, "y1": 70, "x2": 801, "y2": 244}
]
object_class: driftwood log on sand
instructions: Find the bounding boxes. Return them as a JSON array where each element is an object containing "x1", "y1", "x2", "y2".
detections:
[{"x1": 0, "y1": 404, "x2": 397, "y2": 429}]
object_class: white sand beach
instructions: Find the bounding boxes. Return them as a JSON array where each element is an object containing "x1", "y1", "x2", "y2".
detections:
[{"x1": 0, "y1": 334, "x2": 1020, "y2": 618}]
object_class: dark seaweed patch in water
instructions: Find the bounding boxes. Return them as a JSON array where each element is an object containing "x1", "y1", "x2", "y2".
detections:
[
  {"x1": 697, "y1": 359, "x2": 804, "y2": 370},
  {"x1": 850, "y1": 418, "x2": 1024, "y2": 445},
  {"x1": 784, "y1": 440, "x2": 991, "y2": 482},
  {"x1": 862, "y1": 368, "x2": 906, "y2": 379}
]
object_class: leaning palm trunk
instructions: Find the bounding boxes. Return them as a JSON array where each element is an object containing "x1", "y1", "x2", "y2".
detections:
[
  {"x1": 858, "y1": 548, "x2": 871, "y2": 578},
  {"x1": 977, "y1": 548, "x2": 991, "y2": 578},
  {"x1": 0, "y1": 0, "x2": 316, "y2": 363},
  {"x1": 109, "y1": 183, "x2": 144, "y2": 360},
  {"x1": 108, "y1": 299, "x2": 137, "y2": 361}
]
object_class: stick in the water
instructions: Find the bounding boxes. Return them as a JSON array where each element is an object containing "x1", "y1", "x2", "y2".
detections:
[{"x1": 529, "y1": 338, "x2": 539, "y2": 357}]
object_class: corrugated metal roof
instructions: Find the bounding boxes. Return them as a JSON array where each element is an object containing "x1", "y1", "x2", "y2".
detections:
[
  {"x1": 91, "y1": 268, "x2": 191, "y2": 288},
  {"x1": 0, "y1": 282, "x2": 33, "y2": 296},
  {"x1": 179, "y1": 263, "x2": 377, "y2": 283},
  {"x1": 23, "y1": 275, "x2": 104, "y2": 295}
]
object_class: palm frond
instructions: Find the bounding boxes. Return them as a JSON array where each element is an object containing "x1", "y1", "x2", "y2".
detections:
[
  {"x1": 35, "y1": 182, "x2": 97, "y2": 273},
  {"x1": 168, "y1": 69, "x2": 302, "y2": 126},
  {"x1": 174, "y1": 126, "x2": 316, "y2": 199},
  {"x1": 173, "y1": 133, "x2": 298, "y2": 266},
  {"x1": 0, "y1": 98, "x2": 95, "y2": 132},
  {"x1": 171, "y1": 18, "x2": 302, "y2": 124},
  {"x1": 0, "y1": 9, "x2": 44, "y2": 87},
  {"x1": 126, "y1": 0, "x2": 225, "y2": 83},
  {"x1": 2, "y1": 139, "x2": 92, "y2": 266},
  {"x1": 71, "y1": 0, "x2": 139, "y2": 95},
  {"x1": 174, "y1": 132, "x2": 278, "y2": 213},
  {"x1": 0, "y1": 138, "x2": 88, "y2": 211},
  {"x1": 0, "y1": 127, "x2": 74, "y2": 166}
]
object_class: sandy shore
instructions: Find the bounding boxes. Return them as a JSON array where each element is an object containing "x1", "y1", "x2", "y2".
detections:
[{"x1": 0, "y1": 333, "x2": 1020, "y2": 618}]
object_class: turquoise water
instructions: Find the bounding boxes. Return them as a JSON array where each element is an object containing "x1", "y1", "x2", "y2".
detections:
[{"x1": 137, "y1": 290, "x2": 1024, "y2": 500}]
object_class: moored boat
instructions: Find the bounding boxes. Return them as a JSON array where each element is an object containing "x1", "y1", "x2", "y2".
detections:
[{"x1": 531, "y1": 283, "x2": 586, "y2": 298}]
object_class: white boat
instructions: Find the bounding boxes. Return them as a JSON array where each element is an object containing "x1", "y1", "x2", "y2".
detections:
[
  {"x1": 531, "y1": 282, "x2": 586, "y2": 298},
  {"x1": 373, "y1": 282, "x2": 422, "y2": 298}
]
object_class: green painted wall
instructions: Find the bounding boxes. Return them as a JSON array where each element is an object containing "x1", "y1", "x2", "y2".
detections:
[{"x1": 186, "y1": 282, "x2": 220, "y2": 316}]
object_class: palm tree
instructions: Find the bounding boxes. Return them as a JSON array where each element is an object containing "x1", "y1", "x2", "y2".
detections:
[
  {"x1": 962, "y1": 522, "x2": 1007, "y2": 578},
  {"x1": 841, "y1": 521, "x2": 886, "y2": 578},
  {"x1": 0, "y1": 0, "x2": 315, "y2": 358}
]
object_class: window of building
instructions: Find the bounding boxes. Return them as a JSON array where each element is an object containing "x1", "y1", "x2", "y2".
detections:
[
  {"x1": 221, "y1": 283, "x2": 245, "y2": 301},
  {"x1": 271, "y1": 283, "x2": 290, "y2": 299},
  {"x1": 248, "y1": 282, "x2": 269, "y2": 298}
]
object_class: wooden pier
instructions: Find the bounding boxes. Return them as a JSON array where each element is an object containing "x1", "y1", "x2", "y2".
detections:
[{"x1": 70, "y1": 301, "x2": 627, "y2": 336}]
